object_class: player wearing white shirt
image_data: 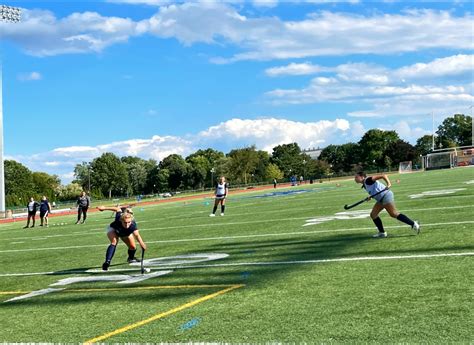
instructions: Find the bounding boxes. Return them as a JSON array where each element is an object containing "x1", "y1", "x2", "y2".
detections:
[
  {"x1": 355, "y1": 172, "x2": 420, "y2": 238},
  {"x1": 210, "y1": 176, "x2": 229, "y2": 217}
]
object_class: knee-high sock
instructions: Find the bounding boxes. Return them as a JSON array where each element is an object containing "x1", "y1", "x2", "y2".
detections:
[
  {"x1": 221, "y1": 205, "x2": 226, "y2": 213},
  {"x1": 212, "y1": 205, "x2": 218, "y2": 214},
  {"x1": 128, "y1": 249, "x2": 136, "y2": 260},
  {"x1": 397, "y1": 213, "x2": 414, "y2": 226},
  {"x1": 105, "y1": 244, "x2": 116, "y2": 263},
  {"x1": 373, "y1": 217, "x2": 385, "y2": 233}
]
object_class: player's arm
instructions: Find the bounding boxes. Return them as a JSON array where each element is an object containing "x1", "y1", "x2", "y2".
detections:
[
  {"x1": 371, "y1": 174, "x2": 391, "y2": 189},
  {"x1": 97, "y1": 205, "x2": 122, "y2": 212},
  {"x1": 225, "y1": 184, "x2": 229, "y2": 198},
  {"x1": 133, "y1": 230, "x2": 146, "y2": 250}
]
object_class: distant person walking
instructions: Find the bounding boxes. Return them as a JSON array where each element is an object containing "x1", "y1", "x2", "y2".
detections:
[
  {"x1": 24, "y1": 197, "x2": 39, "y2": 228},
  {"x1": 210, "y1": 176, "x2": 229, "y2": 217},
  {"x1": 39, "y1": 196, "x2": 52, "y2": 227},
  {"x1": 354, "y1": 172, "x2": 420, "y2": 238},
  {"x1": 273, "y1": 178, "x2": 277, "y2": 189},
  {"x1": 76, "y1": 191, "x2": 90, "y2": 224}
]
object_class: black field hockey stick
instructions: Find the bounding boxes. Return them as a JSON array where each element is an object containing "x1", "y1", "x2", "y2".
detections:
[
  {"x1": 140, "y1": 248, "x2": 145, "y2": 274},
  {"x1": 344, "y1": 187, "x2": 389, "y2": 210}
]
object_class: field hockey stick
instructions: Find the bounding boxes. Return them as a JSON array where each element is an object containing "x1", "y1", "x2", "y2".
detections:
[
  {"x1": 344, "y1": 187, "x2": 389, "y2": 210},
  {"x1": 140, "y1": 247, "x2": 145, "y2": 274}
]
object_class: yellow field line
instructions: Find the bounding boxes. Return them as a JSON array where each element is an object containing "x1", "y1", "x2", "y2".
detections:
[{"x1": 83, "y1": 284, "x2": 244, "y2": 344}]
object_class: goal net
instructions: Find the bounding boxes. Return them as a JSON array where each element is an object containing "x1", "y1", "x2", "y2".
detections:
[
  {"x1": 398, "y1": 161, "x2": 413, "y2": 173},
  {"x1": 424, "y1": 151, "x2": 457, "y2": 170}
]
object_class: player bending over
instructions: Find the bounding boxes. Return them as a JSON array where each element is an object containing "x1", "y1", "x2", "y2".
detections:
[
  {"x1": 354, "y1": 172, "x2": 420, "y2": 238},
  {"x1": 97, "y1": 205, "x2": 146, "y2": 271}
]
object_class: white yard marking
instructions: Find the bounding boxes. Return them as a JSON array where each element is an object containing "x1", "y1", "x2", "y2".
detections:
[
  {"x1": 304, "y1": 209, "x2": 370, "y2": 227},
  {"x1": 464, "y1": 180, "x2": 474, "y2": 184},
  {"x1": 1, "y1": 252, "x2": 472, "y2": 279},
  {"x1": 409, "y1": 188, "x2": 466, "y2": 199}
]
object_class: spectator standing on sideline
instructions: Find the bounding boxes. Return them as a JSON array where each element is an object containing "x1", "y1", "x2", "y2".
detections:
[
  {"x1": 209, "y1": 176, "x2": 229, "y2": 217},
  {"x1": 24, "y1": 197, "x2": 39, "y2": 229},
  {"x1": 76, "y1": 191, "x2": 91, "y2": 224},
  {"x1": 273, "y1": 178, "x2": 277, "y2": 189},
  {"x1": 39, "y1": 196, "x2": 52, "y2": 227}
]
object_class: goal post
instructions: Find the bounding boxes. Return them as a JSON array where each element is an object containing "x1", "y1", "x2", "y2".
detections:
[{"x1": 398, "y1": 161, "x2": 413, "y2": 173}]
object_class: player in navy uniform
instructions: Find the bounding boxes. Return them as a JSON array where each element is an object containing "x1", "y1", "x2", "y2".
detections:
[
  {"x1": 24, "y1": 197, "x2": 40, "y2": 228},
  {"x1": 39, "y1": 196, "x2": 51, "y2": 227},
  {"x1": 354, "y1": 172, "x2": 420, "y2": 238},
  {"x1": 97, "y1": 205, "x2": 146, "y2": 271},
  {"x1": 209, "y1": 176, "x2": 229, "y2": 217}
]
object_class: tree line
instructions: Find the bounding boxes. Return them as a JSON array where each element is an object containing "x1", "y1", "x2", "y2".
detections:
[{"x1": 5, "y1": 114, "x2": 471, "y2": 206}]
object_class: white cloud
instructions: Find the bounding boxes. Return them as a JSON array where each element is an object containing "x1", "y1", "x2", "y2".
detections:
[
  {"x1": 265, "y1": 62, "x2": 326, "y2": 77},
  {"x1": 380, "y1": 120, "x2": 431, "y2": 144},
  {"x1": 17, "y1": 71, "x2": 42, "y2": 81},
  {"x1": 13, "y1": 117, "x2": 363, "y2": 184},
  {"x1": 2, "y1": 6, "x2": 472, "y2": 59},
  {"x1": 266, "y1": 56, "x2": 474, "y2": 118}
]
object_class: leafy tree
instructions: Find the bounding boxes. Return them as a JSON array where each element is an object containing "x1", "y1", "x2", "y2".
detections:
[
  {"x1": 436, "y1": 114, "x2": 472, "y2": 148},
  {"x1": 4, "y1": 160, "x2": 35, "y2": 206},
  {"x1": 90, "y1": 153, "x2": 128, "y2": 198},
  {"x1": 32, "y1": 172, "x2": 61, "y2": 200},
  {"x1": 56, "y1": 183, "x2": 84, "y2": 201},
  {"x1": 384, "y1": 139, "x2": 417, "y2": 167},
  {"x1": 253, "y1": 150, "x2": 271, "y2": 182},
  {"x1": 73, "y1": 162, "x2": 92, "y2": 192},
  {"x1": 186, "y1": 155, "x2": 209, "y2": 189},
  {"x1": 186, "y1": 148, "x2": 225, "y2": 187},
  {"x1": 358, "y1": 129, "x2": 399, "y2": 170},
  {"x1": 227, "y1": 146, "x2": 260, "y2": 184},
  {"x1": 271, "y1": 143, "x2": 302, "y2": 177},
  {"x1": 156, "y1": 168, "x2": 170, "y2": 192},
  {"x1": 121, "y1": 156, "x2": 148, "y2": 195},
  {"x1": 415, "y1": 135, "x2": 435, "y2": 156},
  {"x1": 265, "y1": 163, "x2": 284, "y2": 180},
  {"x1": 159, "y1": 154, "x2": 188, "y2": 191},
  {"x1": 307, "y1": 159, "x2": 331, "y2": 178},
  {"x1": 319, "y1": 143, "x2": 359, "y2": 173}
]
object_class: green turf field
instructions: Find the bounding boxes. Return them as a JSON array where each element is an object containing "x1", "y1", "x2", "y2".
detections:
[{"x1": 1, "y1": 168, "x2": 473, "y2": 343}]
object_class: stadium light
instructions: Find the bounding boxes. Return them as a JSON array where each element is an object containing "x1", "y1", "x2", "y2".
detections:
[{"x1": 0, "y1": 5, "x2": 22, "y2": 215}]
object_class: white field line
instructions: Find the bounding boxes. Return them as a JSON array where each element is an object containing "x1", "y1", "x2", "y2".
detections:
[
  {"x1": 0, "y1": 252, "x2": 472, "y2": 277},
  {"x1": 0, "y1": 220, "x2": 473, "y2": 254},
  {"x1": 4, "y1": 204, "x2": 473, "y2": 243}
]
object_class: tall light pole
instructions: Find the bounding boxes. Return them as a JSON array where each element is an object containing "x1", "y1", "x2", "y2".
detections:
[
  {"x1": 431, "y1": 110, "x2": 435, "y2": 151},
  {"x1": 470, "y1": 105, "x2": 473, "y2": 147},
  {"x1": 0, "y1": 5, "x2": 22, "y2": 214},
  {"x1": 210, "y1": 168, "x2": 215, "y2": 188}
]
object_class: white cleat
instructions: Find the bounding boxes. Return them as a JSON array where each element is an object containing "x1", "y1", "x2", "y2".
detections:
[
  {"x1": 412, "y1": 221, "x2": 420, "y2": 234},
  {"x1": 209, "y1": 213, "x2": 216, "y2": 217},
  {"x1": 372, "y1": 232, "x2": 388, "y2": 238},
  {"x1": 220, "y1": 213, "x2": 225, "y2": 216}
]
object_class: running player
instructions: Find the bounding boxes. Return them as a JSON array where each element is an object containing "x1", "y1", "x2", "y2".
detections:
[
  {"x1": 97, "y1": 205, "x2": 146, "y2": 271},
  {"x1": 354, "y1": 172, "x2": 420, "y2": 238},
  {"x1": 209, "y1": 176, "x2": 229, "y2": 217}
]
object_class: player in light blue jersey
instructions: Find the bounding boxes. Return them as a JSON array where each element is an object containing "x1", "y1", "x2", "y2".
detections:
[
  {"x1": 210, "y1": 176, "x2": 229, "y2": 217},
  {"x1": 355, "y1": 172, "x2": 420, "y2": 238}
]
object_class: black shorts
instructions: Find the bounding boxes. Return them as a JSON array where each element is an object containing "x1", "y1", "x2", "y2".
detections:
[
  {"x1": 28, "y1": 211, "x2": 36, "y2": 217},
  {"x1": 40, "y1": 210, "x2": 49, "y2": 218}
]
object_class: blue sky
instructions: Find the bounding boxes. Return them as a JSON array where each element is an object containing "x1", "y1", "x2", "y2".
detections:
[{"x1": 1, "y1": 0, "x2": 472, "y2": 183}]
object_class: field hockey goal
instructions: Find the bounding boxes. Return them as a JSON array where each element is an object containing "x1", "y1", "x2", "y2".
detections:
[
  {"x1": 422, "y1": 146, "x2": 474, "y2": 170},
  {"x1": 398, "y1": 161, "x2": 413, "y2": 173}
]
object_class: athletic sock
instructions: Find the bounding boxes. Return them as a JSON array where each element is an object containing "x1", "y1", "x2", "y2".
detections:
[
  {"x1": 373, "y1": 217, "x2": 385, "y2": 233},
  {"x1": 212, "y1": 205, "x2": 218, "y2": 214},
  {"x1": 105, "y1": 244, "x2": 116, "y2": 263},
  {"x1": 128, "y1": 249, "x2": 137, "y2": 260},
  {"x1": 221, "y1": 205, "x2": 226, "y2": 213},
  {"x1": 397, "y1": 213, "x2": 414, "y2": 226}
]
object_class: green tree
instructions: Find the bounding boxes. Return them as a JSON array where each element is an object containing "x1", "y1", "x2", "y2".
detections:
[
  {"x1": 271, "y1": 143, "x2": 303, "y2": 177},
  {"x1": 358, "y1": 129, "x2": 399, "y2": 170},
  {"x1": 32, "y1": 172, "x2": 61, "y2": 200},
  {"x1": 90, "y1": 153, "x2": 128, "y2": 198},
  {"x1": 121, "y1": 156, "x2": 148, "y2": 195},
  {"x1": 227, "y1": 146, "x2": 260, "y2": 184},
  {"x1": 415, "y1": 135, "x2": 435, "y2": 156},
  {"x1": 384, "y1": 139, "x2": 417, "y2": 168},
  {"x1": 73, "y1": 162, "x2": 92, "y2": 192},
  {"x1": 4, "y1": 160, "x2": 35, "y2": 206},
  {"x1": 186, "y1": 155, "x2": 209, "y2": 189},
  {"x1": 436, "y1": 114, "x2": 472, "y2": 148},
  {"x1": 265, "y1": 163, "x2": 284, "y2": 180},
  {"x1": 56, "y1": 183, "x2": 84, "y2": 201},
  {"x1": 156, "y1": 168, "x2": 170, "y2": 192},
  {"x1": 159, "y1": 154, "x2": 188, "y2": 191},
  {"x1": 186, "y1": 148, "x2": 225, "y2": 187}
]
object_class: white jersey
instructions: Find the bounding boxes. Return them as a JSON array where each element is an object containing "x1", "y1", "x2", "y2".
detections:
[
  {"x1": 363, "y1": 177, "x2": 388, "y2": 202},
  {"x1": 215, "y1": 182, "x2": 228, "y2": 197}
]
